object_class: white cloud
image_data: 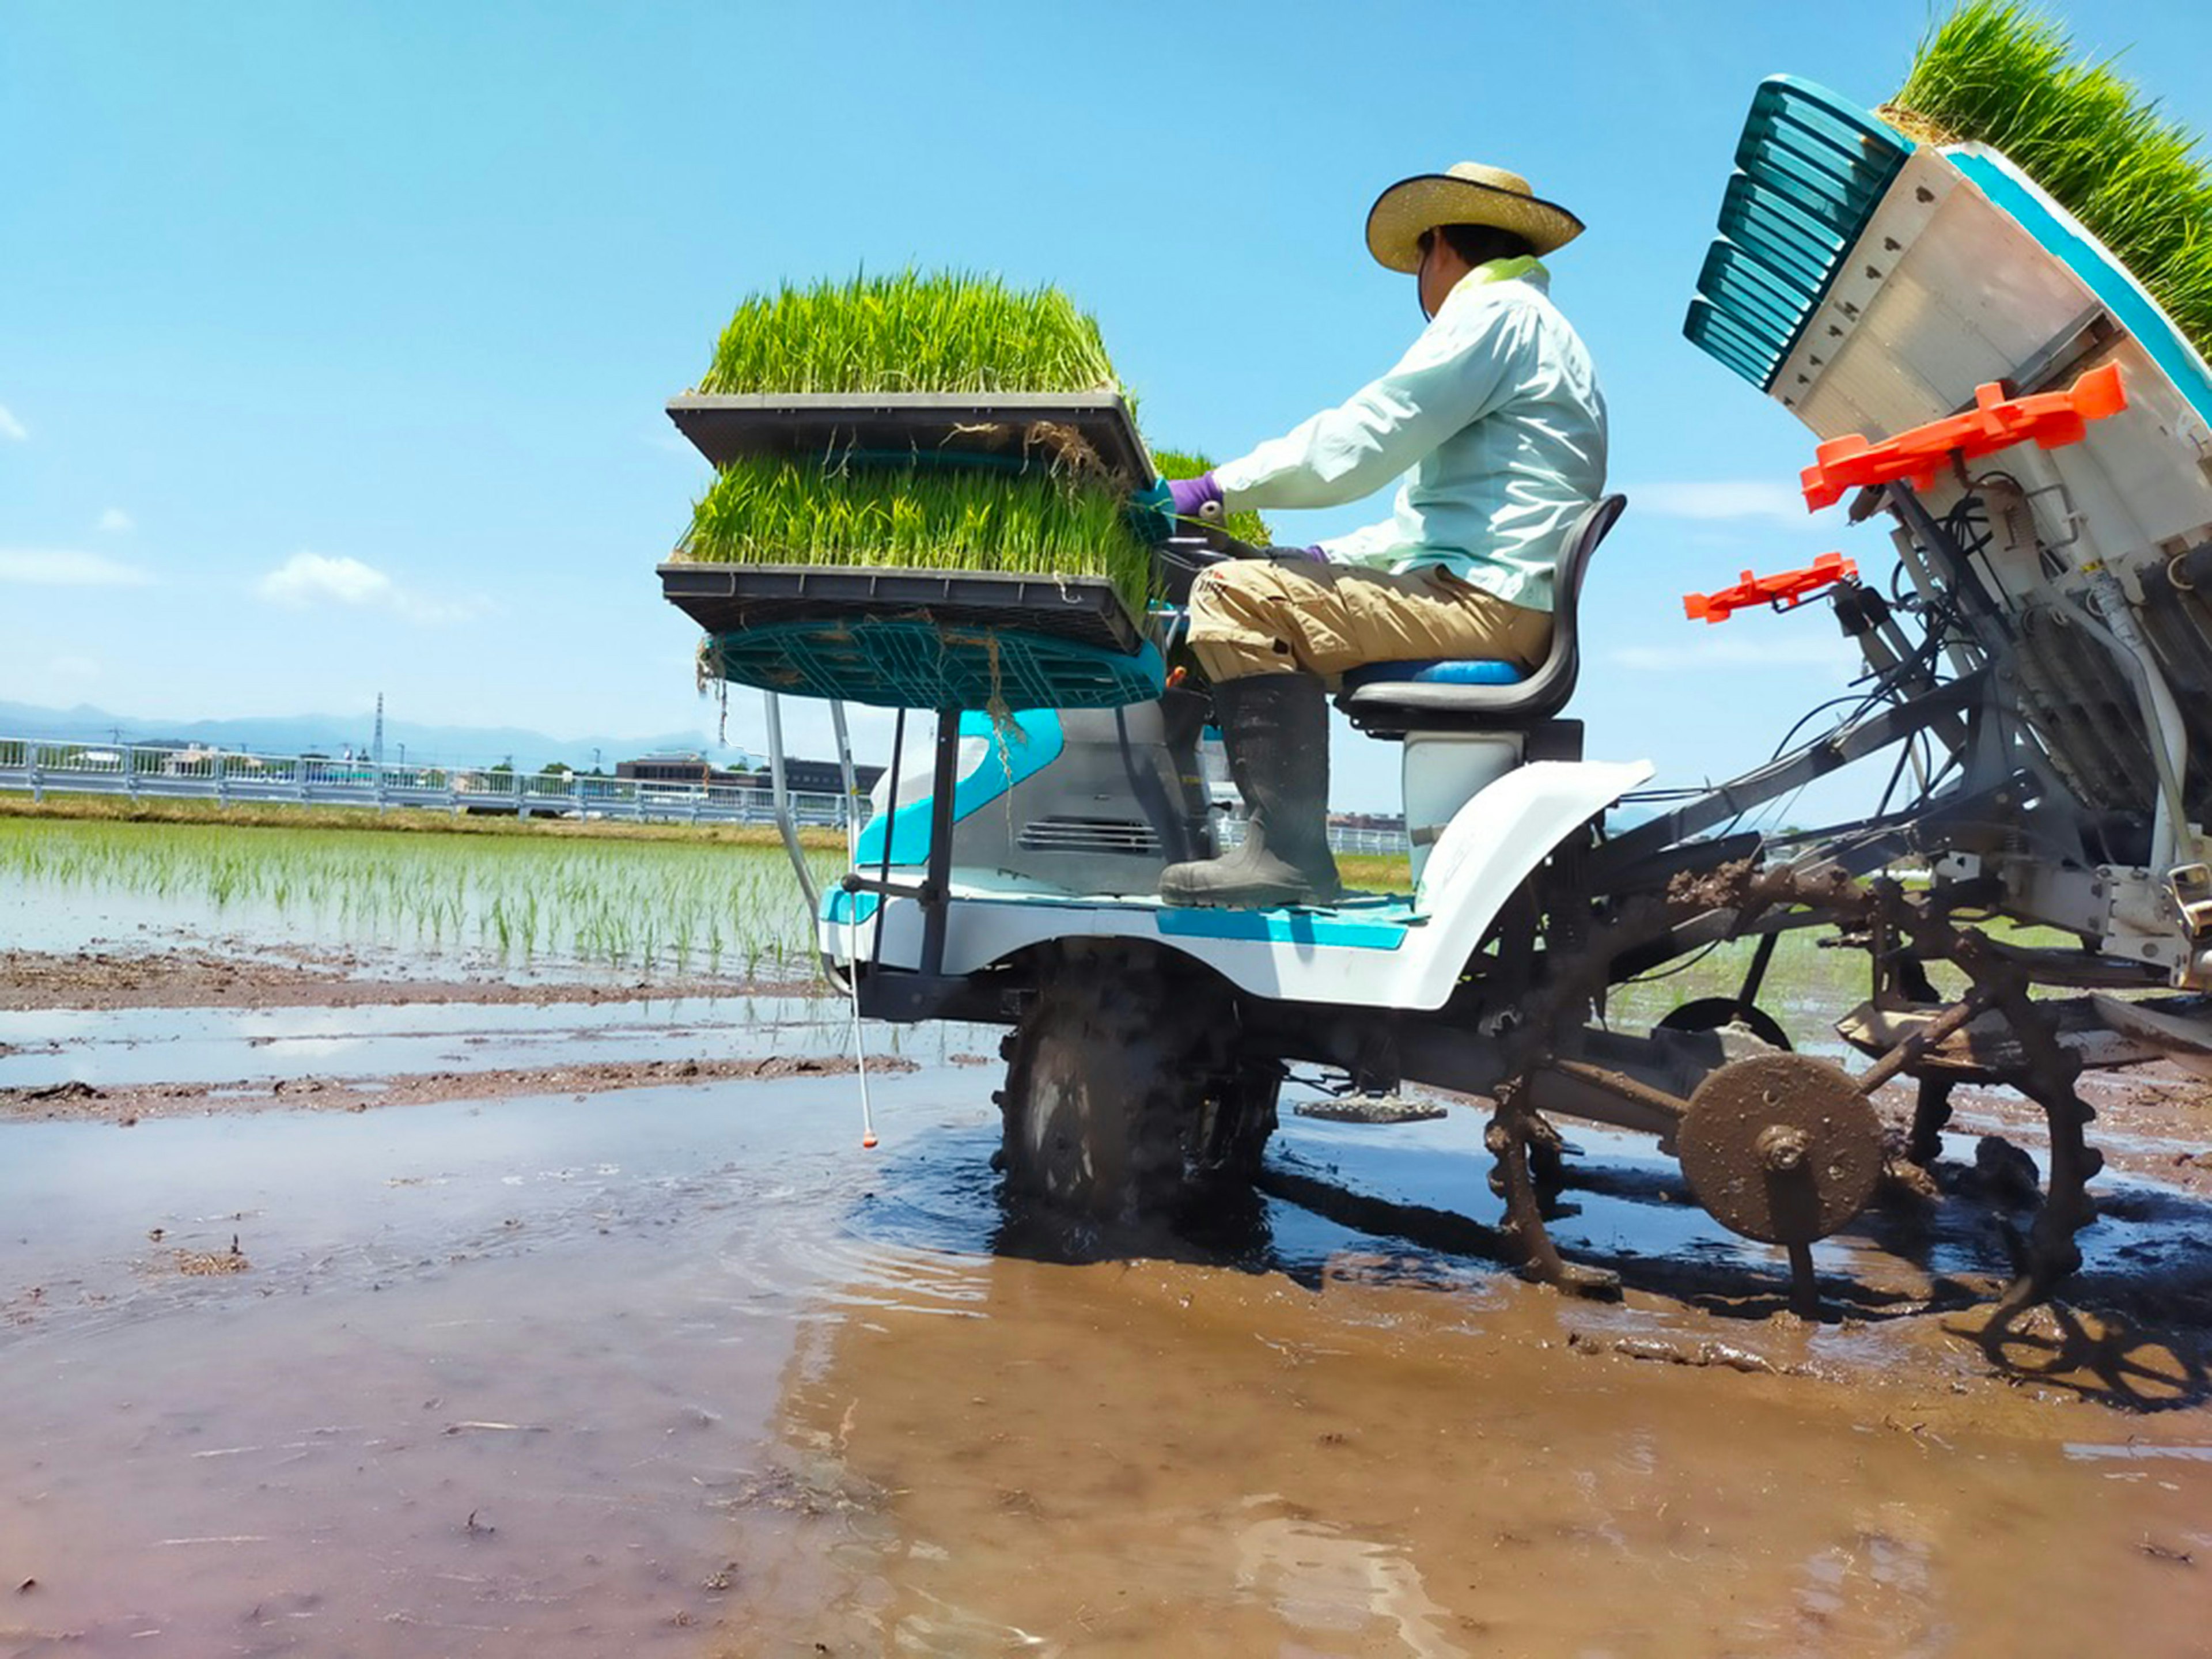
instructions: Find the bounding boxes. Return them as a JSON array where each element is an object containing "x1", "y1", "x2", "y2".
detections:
[
  {"x1": 0, "y1": 548, "x2": 153, "y2": 587},
  {"x1": 1630, "y1": 480, "x2": 1811, "y2": 527},
  {"x1": 0, "y1": 404, "x2": 26, "y2": 442},
  {"x1": 255, "y1": 550, "x2": 486, "y2": 626},
  {"x1": 96, "y1": 507, "x2": 135, "y2": 533},
  {"x1": 1611, "y1": 634, "x2": 1859, "y2": 673},
  {"x1": 258, "y1": 551, "x2": 394, "y2": 608}
]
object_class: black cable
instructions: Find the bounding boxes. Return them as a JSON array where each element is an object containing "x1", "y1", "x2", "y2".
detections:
[{"x1": 1622, "y1": 938, "x2": 1725, "y2": 984}]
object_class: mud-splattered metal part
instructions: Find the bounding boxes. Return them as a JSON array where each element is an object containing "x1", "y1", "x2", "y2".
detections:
[{"x1": 1677, "y1": 1054, "x2": 1884, "y2": 1247}]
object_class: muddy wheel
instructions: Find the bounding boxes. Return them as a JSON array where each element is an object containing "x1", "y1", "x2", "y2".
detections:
[
  {"x1": 1196, "y1": 1063, "x2": 1282, "y2": 1184},
  {"x1": 997, "y1": 942, "x2": 1237, "y2": 1220}
]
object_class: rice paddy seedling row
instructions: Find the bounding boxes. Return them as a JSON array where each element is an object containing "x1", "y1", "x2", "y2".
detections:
[
  {"x1": 699, "y1": 270, "x2": 1120, "y2": 396},
  {"x1": 0, "y1": 819, "x2": 843, "y2": 981},
  {"x1": 1892, "y1": 1, "x2": 2212, "y2": 355},
  {"x1": 677, "y1": 456, "x2": 1157, "y2": 618}
]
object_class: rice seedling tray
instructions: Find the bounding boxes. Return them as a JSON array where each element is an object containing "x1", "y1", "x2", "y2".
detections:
[
  {"x1": 665, "y1": 391, "x2": 1151, "y2": 482},
  {"x1": 661, "y1": 562, "x2": 1161, "y2": 711},
  {"x1": 700, "y1": 618, "x2": 1165, "y2": 712},
  {"x1": 661, "y1": 562, "x2": 1142, "y2": 652}
]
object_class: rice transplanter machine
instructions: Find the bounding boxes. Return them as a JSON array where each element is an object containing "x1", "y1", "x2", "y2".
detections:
[{"x1": 661, "y1": 80, "x2": 2212, "y2": 1317}]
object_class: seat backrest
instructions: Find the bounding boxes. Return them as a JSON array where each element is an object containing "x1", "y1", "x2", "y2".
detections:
[
  {"x1": 1518, "y1": 491, "x2": 1626, "y2": 714},
  {"x1": 1338, "y1": 492, "x2": 1628, "y2": 732}
]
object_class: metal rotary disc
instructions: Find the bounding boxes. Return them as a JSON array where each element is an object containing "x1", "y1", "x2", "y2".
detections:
[{"x1": 1677, "y1": 1054, "x2": 1883, "y2": 1245}]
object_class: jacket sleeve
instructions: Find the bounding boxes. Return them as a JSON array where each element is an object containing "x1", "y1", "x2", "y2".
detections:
[
  {"x1": 1213, "y1": 301, "x2": 1527, "y2": 511},
  {"x1": 1315, "y1": 517, "x2": 1403, "y2": 566}
]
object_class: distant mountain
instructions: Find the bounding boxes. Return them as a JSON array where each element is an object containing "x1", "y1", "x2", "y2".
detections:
[{"x1": 0, "y1": 699, "x2": 743, "y2": 772}]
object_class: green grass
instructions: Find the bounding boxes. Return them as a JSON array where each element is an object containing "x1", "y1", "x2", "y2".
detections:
[
  {"x1": 1892, "y1": 1, "x2": 2212, "y2": 358},
  {"x1": 0, "y1": 816, "x2": 842, "y2": 981},
  {"x1": 1338, "y1": 851, "x2": 1411, "y2": 893},
  {"x1": 1151, "y1": 448, "x2": 1275, "y2": 546},
  {"x1": 677, "y1": 456, "x2": 1156, "y2": 619},
  {"x1": 698, "y1": 270, "x2": 1120, "y2": 396}
]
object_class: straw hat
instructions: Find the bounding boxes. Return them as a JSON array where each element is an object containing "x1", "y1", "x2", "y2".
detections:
[{"x1": 1365, "y1": 162, "x2": 1585, "y2": 272}]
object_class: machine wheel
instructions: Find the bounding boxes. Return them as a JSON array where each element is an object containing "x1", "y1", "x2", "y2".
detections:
[
  {"x1": 1195, "y1": 1063, "x2": 1282, "y2": 1184},
  {"x1": 1658, "y1": 997, "x2": 1794, "y2": 1052},
  {"x1": 1676, "y1": 1053, "x2": 1883, "y2": 1245},
  {"x1": 997, "y1": 943, "x2": 1239, "y2": 1220}
]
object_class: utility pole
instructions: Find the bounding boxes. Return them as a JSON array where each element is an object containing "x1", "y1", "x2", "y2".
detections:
[{"x1": 373, "y1": 694, "x2": 385, "y2": 767}]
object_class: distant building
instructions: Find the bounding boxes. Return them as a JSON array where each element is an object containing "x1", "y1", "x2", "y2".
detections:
[
  {"x1": 745, "y1": 757, "x2": 885, "y2": 796},
  {"x1": 616, "y1": 751, "x2": 743, "y2": 787},
  {"x1": 616, "y1": 751, "x2": 881, "y2": 796}
]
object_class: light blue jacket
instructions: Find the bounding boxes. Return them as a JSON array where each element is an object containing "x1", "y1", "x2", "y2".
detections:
[{"x1": 1212, "y1": 259, "x2": 1608, "y2": 612}]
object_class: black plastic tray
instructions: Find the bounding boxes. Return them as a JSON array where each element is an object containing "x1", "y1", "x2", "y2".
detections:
[
  {"x1": 658, "y1": 561, "x2": 1142, "y2": 655},
  {"x1": 665, "y1": 391, "x2": 1150, "y2": 482}
]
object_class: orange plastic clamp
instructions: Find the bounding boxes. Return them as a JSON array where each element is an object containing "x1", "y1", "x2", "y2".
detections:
[
  {"x1": 1684, "y1": 551, "x2": 1858, "y2": 624},
  {"x1": 1800, "y1": 362, "x2": 2127, "y2": 512}
]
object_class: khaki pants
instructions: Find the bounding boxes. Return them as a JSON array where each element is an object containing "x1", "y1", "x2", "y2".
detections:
[{"x1": 1186, "y1": 558, "x2": 1554, "y2": 683}]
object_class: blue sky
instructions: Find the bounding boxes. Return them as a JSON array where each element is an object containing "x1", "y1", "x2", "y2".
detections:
[{"x1": 5, "y1": 2, "x2": 2208, "y2": 813}]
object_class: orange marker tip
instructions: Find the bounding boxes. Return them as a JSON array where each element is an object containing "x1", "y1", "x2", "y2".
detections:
[{"x1": 861, "y1": 1133, "x2": 879, "y2": 1149}]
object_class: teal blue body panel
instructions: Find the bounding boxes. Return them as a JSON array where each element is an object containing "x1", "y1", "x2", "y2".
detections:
[
  {"x1": 852, "y1": 707, "x2": 1066, "y2": 869},
  {"x1": 1153, "y1": 895, "x2": 1420, "y2": 952},
  {"x1": 820, "y1": 889, "x2": 881, "y2": 925},
  {"x1": 1684, "y1": 76, "x2": 1914, "y2": 390}
]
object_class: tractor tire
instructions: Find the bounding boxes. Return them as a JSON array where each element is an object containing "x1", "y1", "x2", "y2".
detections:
[
  {"x1": 1196, "y1": 1063, "x2": 1282, "y2": 1185},
  {"x1": 997, "y1": 942, "x2": 1253, "y2": 1221}
]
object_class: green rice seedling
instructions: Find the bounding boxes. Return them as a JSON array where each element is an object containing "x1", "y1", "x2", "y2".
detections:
[
  {"x1": 0, "y1": 818, "x2": 830, "y2": 984},
  {"x1": 1891, "y1": 1, "x2": 2212, "y2": 357},
  {"x1": 677, "y1": 455, "x2": 1156, "y2": 619},
  {"x1": 699, "y1": 270, "x2": 1120, "y2": 396},
  {"x1": 1151, "y1": 448, "x2": 1275, "y2": 547}
]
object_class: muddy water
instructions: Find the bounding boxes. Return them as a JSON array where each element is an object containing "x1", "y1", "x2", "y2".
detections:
[
  {"x1": 760, "y1": 1259, "x2": 2212, "y2": 1656},
  {"x1": 6, "y1": 1043, "x2": 2211, "y2": 1656},
  {"x1": 0, "y1": 997, "x2": 866, "y2": 1090}
]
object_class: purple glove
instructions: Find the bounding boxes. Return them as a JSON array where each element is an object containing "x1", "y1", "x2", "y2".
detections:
[{"x1": 1168, "y1": 472, "x2": 1224, "y2": 520}]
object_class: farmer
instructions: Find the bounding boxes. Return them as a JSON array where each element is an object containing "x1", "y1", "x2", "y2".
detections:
[{"x1": 1156, "y1": 162, "x2": 1607, "y2": 908}]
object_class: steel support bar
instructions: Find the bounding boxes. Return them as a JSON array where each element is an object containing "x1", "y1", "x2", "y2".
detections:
[
  {"x1": 1524, "y1": 1060, "x2": 1687, "y2": 1140},
  {"x1": 1592, "y1": 669, "x2": 1990, "y2": 885},
  {"x1": 918, "y1": 709, "x2": 961, "y2": 980}
]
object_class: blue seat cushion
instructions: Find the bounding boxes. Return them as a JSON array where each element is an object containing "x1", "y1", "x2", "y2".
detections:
[{"x1": 1342, "y1": 658, "x2": 1525, "y2": 692}]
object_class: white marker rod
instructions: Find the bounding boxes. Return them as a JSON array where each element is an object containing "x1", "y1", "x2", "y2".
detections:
[{"x1": 829, "y1": 699, "x2": 878, "y2": 1151}]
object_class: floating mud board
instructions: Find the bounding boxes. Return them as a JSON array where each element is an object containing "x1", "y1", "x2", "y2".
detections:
[
  {"x1": 666, "y1": 391, "x2": 1151, "y2": 482},
  {"x1": 660, "y1": 562, "x2": 1162, "y2": 712}
]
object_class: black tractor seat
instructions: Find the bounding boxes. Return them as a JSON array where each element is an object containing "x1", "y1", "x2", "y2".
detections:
[{"x1": 1336, "y1": 493, "x2": 1626, "y2": 737}]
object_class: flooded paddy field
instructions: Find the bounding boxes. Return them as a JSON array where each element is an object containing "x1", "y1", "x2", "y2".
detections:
[{"x1": 5, "y1": 817, "x2": 2212, "y2": 1655}]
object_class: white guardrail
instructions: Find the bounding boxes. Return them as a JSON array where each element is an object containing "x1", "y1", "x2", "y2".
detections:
[
  {"x1": 0, "y1": 735, "x2": 1410, "y2": 853},
  {"x1": 0, "y1": 736, "x2": 860, "y2": 827}
]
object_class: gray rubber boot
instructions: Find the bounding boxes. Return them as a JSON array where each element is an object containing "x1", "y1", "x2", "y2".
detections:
[{"x1": 1160, "y1": 675, "x2": 1342, "y2": 908}]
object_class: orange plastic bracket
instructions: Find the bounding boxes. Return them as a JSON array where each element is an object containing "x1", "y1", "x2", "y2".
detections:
[
  {"x1": 1800, "y1": 361, "x2": 2127, "y2": 512},
  {"x1": 1684, "y1": 551, "x2": 1858, "y2": 624}
]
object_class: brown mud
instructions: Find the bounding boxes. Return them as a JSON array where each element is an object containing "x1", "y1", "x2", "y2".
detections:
[
  {"x1": 3, "y1": 937, "x2": 2211, "y2": 1654},
  {"x1": 749, "y1": 1253, "x2": 2212, "y2": 1656},
  {"x1": 0, "y1": 947, "x2": 804, "y2": 1012},
  {"x1": 0, "y1": 1051, "x2": 910, "y2": 1125}
]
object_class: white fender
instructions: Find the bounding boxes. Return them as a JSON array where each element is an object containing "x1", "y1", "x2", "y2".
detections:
[
  {"x1": 1392, "y1": 758, "x2": 1654, "y2": 1011},
  {"x1": 833, "y1": 757, "x2": 1653, "y2": 1012}
]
